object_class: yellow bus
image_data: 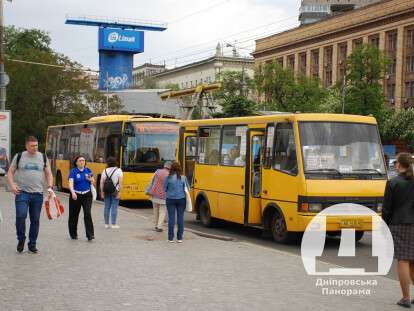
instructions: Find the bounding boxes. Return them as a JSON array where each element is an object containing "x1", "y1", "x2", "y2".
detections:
[
  {"x1": 178, "y1": 113, "x2": 387, "y2": 243},
  {"x1": 46, "y1": 115, "x2": 179, "y2": 201}
]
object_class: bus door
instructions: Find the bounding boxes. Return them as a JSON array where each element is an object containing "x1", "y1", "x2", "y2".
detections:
[
  {"x1": 180, "y1": 128, "x2": 198, "y2": 188},
  {"x1": 244, "y1": 130, "x2": 264, "y2": 225}
]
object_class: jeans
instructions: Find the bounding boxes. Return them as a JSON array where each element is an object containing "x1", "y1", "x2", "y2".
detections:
[
  {"x1": 15, "y1": 192, "x2": 43, "y2": 247},
  {"x1": 166, "y1": 198, "x2": 186, "y2": 241},
  {"x1": 68, "y1": 192, "x2": 94, "y2": 239},
  {"x1": 104, "y1": 194, "x2": 119, "y2": 225}
]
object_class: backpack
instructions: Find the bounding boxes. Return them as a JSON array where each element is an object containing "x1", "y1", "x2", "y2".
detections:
[
  {"x1": 16, "y1": 152, "x2": 46, "y2": 170},
  {"x1": 103, "y1": 168, "x2": 118, "y2": 194}
]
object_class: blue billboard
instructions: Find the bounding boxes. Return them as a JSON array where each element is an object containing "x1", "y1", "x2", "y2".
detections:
[
  {"x1": 99, "y1": 52, "x2": 134, "y2": 90},
  {"x1": 98, "y1": 28, "x2": 144, "y2": 53}
]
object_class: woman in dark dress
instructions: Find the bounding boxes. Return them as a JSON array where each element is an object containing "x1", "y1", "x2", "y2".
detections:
[{"x1": 382, "y1": 153, "x2": 414, "y2": 308}]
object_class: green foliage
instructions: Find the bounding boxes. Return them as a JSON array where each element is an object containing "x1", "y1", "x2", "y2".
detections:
[
  {"x1": 164, "y1": 83, "x2": 180, "y2": 91},
  {"x1": 254, "y1": 62, "x2": 328, "y2": 112},
  {"x1": 343, "y1": 44, "x2": 390, "y2": 134},
  {"x1": 214, "y1": 71, "x2": 257, "y2": 117},
  {"x1": 142, "y1": 76, "x2": 158, "y2": 89},
  {"x1": 5, "y1": 26, "x2": 122, "y2": 152},
  {"x1": 383, "y1": 108, "x2": 414, "y2": 147}
]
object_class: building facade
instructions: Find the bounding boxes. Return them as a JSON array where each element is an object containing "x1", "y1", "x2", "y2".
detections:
[
  {"x1": 254, "y1": 0, "x2": 414, "y2": 110},
  {"x1": 299, "y1": 0, "x2": 382, "y2": 25},
  {"x1": 132, "y1": 63, "x2": 166, "y2": 87},
  {"x1": 148, "y1": 44, "x2": 255, "y2": 90}
]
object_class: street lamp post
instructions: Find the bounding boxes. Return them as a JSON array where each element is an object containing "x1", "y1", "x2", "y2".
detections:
[{"x1": 0, "y1": 0, "x2": 7, "y2": 111}]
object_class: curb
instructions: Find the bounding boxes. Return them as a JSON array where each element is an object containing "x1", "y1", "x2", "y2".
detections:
[{"x1": 185, "y1": 228, "x2": 235, "y2": 242}]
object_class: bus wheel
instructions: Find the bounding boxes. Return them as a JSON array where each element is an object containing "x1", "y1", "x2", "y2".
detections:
[
  {"x1": 270, "y1": 211, "x2": 293, "y2": 244},
  {"x1": 56, "y1": 172, "x2": 63, "y2": 192},
  {"x1": 355, "y1": 231, "x2": 364, "y2": 242},
  {"x1": 199, "y1": 200, "x2": 213, "y2": 227}
]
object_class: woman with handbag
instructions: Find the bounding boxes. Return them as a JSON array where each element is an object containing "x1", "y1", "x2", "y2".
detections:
[
  {"x1": 163, "y1": 161, "x2": 189, "y2": 243},
  {"x1": 68, "y1": 156, "x2": 95, "y2": 241},
  {"x1": 382, "y1": 153, "x2": 414, "y2": 308},
  {"x1": 146, "y1": 161, "x2": 171, "y2": 232},
  {"x1": 100, "y1": 157, "x2": 123, "y2": 229}
]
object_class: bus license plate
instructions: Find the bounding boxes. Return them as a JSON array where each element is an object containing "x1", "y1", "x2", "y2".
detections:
[{"x1": 340, "y1": 219, "x2": 363, "y2": 228}]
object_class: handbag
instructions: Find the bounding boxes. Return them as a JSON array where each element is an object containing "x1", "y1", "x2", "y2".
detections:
[
  {"x1": 44, "y1": 190, "x2": 65, "y2": 220},
  {"x1": 182, "y1": 177, "x2": 193, "y2": 212},
  {"x1": 91, "y1": 184, "x2": 97, "y2": 201}
]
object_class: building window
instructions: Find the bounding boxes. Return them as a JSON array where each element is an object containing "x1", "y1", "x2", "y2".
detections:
[
  {"x1": 387, "y1": 31, "x2": 398, "y2": 51},
  {"x1": 388, "y1": 58, "x2": 397, "y2": 75},
  {"x1": 324, "y1": 46, "x2": 333, "y2": 86},
  {"x1": 287, "y1": 55, "x2": 295, "y2": 71},
  {"x1": 311, "y1": 49, "x2": 319, "y2": 78},
  {"x1": 276, "y1": 57, "x2": 283, "y2": 67},
  {"x1": 386, "y1": 83, "x2": 396, "y2": 101},
  {"x1": 407, "y1": 28, "x2": 414, "y2": 47},
  {"x1": 406, "y1": 55, "x2": 414, "y2": 73},
  {"x1": 369, "y1": 34, "x2": 380, "y2": 48},
  {"x1": 352, "y1": 38, "x2": 363, "y2": 49},
  {"x1": 405, "y1": 81, "x2": 414, "y2": 98}
]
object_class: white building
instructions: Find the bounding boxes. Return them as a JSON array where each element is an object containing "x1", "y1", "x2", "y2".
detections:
[
  {"x1": 132, "y1": 63, "x2": 166, "y2": 88},
  {"x1": 134, "y1": 44, "x2": 255, "y2": 90}
]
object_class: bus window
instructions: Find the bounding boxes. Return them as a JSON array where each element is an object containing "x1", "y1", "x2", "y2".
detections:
[
  {"x1": 274, "y1": 123, "x2": 297, "y2": 175},
  {"x1": 264, "y1": 124, "x2": 275, "y2": 168},
  {"x1": 220, "y1": 126, "x2": 247, "y2": 166},
  {"x1": 198, "y1": 127, "x2": 220, "y2": 165},
  {"x1": 79, "y1": 126, "x2": 95, "y2": 162},
  {"x1": 185, "y1": 136, "x2": 197, "y2": 185},
  {"x1": 123, "y1": 122, "x2": 178, "y2": 171}
]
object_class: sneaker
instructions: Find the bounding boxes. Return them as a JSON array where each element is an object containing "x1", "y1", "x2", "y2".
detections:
[
  {"x1": 105, "y1": 224, "x2": 110, "y2": 229},
  {"x1": 168, "y1": 240, "x2": 174, "y2": 243},
  {"x1": 177, "y1": 240, "x2": 183, "y2": 243},
  {"x1": 70, "y1": 236, "x2": 78, "y2": 240},
  {"x1": 87, "y1": 236, "x2": 94, "y2": 242},
  {"x1": 155, "y1": 227, "x2": 163, "y2": 232},
  {"x1": 397, "y1": 299, "x2": 411, "y2": 308},
  {"x1": 111, "y1": 225, "x2": 120, "y2": 229},
  {"x1": 16, "y1": 239, "x2": 25, "y2": 253},
  {"x1": 28, "y1": 246, "x2": 38, "y2": 254}
]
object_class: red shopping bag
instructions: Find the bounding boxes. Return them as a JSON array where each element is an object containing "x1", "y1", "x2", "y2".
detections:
[{"x1": 44, "y1": 190, "x2": 64, "y2": 220}]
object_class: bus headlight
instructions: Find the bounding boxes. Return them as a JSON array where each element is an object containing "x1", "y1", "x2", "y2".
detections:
[{"x1": 308, "y1": 203, "x2": 323, "y2": 213}]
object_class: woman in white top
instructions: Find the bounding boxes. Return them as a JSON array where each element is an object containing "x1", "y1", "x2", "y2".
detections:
[{"x1": 100, "y1": 157, "x2": 123, "y2": 229}]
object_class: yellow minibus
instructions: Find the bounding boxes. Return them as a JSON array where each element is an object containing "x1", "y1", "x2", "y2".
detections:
[{"x1": 178, "y1": 113, "x2": 386, "y2": 243}]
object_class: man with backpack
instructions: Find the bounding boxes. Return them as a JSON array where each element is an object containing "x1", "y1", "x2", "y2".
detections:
[{"x1": 7, "y1": 136, "x2": 53, "y2": 254}]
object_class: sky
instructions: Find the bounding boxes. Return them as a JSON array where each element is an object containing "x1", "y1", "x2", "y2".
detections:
[{"x1": 5, "y1": 0, "x2": 300, "y2": 70}]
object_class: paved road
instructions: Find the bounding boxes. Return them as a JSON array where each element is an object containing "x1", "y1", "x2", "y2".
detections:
[
  {"x1": 121, "y1": 200, "x2": 399, "y2": 281},
  {"x1": 0, "y1": 184, "x2": 405, "y2": 311}
]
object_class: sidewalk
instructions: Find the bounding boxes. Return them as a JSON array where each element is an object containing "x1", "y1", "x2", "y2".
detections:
[{"x1": 0, "y1": 184, "x2": 405, "y2": 311}]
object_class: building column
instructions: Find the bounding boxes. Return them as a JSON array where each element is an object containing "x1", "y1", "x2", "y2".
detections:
[
  {"x1": 379, "y1": 31, "x2": 386, "y2": 88},
  {"x1": 282, "y1": 55, "x2": 287, "y2": 69},
  {"x1": 347, "y1": 39, "x2": 353, "y2": 56},
  {"x1": 294, "y1": 53, "x2": 299, "y2": 75},
  {"x1": 306, "y1": 49, "x2": 311, "y2": 77},
  {"x1": 395, "y1": 25, "x2": 405, "y2": 110},
  {"x1": 319, "y1": 47, "x2": 324, "y2": 82},
  {"x1": 332, "y1": 44, "x2": 338, "y2": 85},
  {"x1": 362, "y1": 36, "x2": 369, "y2": 45}
]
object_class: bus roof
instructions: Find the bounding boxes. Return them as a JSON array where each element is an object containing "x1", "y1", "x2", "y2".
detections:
[
  {"x1": 179, "y1": 113, "x2": 378, "y2": 127},
  {"x1": 47, "y1": 115, "x2": 178, "y2": 129}
]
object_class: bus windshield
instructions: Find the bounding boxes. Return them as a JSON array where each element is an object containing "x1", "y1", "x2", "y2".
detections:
[
  {"x1": 299, "y1": 122, "x2": 386, "y2": 179},
  {"x1": 123, "y1": 122, "x2": 178, "y2": 171}
]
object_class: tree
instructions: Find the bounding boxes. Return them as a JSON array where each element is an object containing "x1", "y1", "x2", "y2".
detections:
[
  {"x1": 255, "y1": 61, "x2": 328, "y2": 112},
  {"x1": 164, "y1": 83, "x2": 180, "y2": 91},
  {"x1": 213, "y1": 70, "x2": 257, "y2": 117},
  {"x1": 142, "y1": 76, "x2": 158, "y2": 89},
  {"x1": 383, "y1": 108, "x2": 414, "y2": 149},
  {"x1": 343, "y1": 44, "x2": 391, "y2": 133},
  {"x1": 4, "y1": 26, "x2": 122, "y2": 152}
]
